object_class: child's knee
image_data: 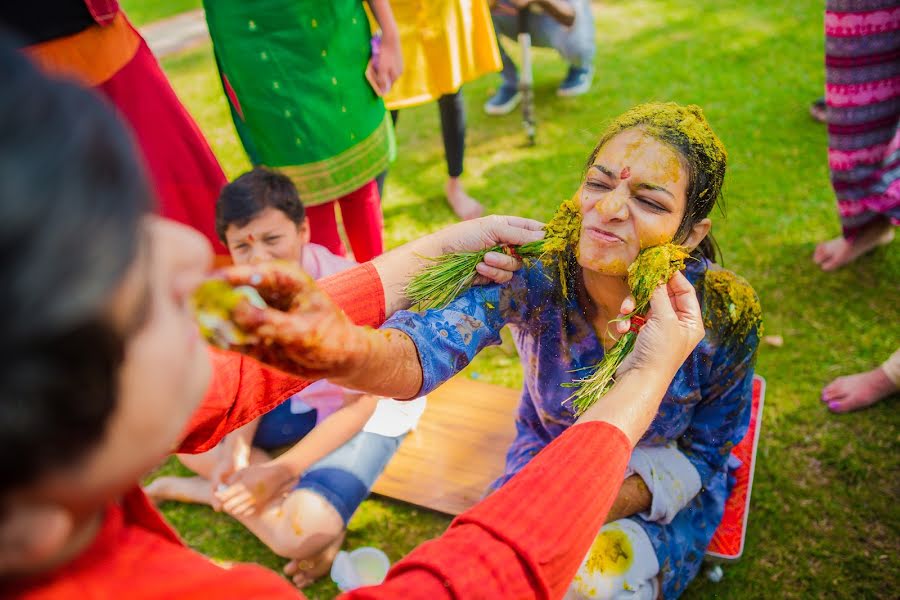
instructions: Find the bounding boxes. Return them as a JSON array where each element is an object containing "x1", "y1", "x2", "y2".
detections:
[
  {"x1": 566, "y1": 520, "x2": 660, "y2": 600},
  {"x1": 268, "y1": 490, "x2": 344, "y2": 558}
]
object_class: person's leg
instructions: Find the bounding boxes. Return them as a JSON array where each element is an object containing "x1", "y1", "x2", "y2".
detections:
[
  {"x1": 305, "y1": 200, "x2": 347, "y2": 257},
  {"x1": 549, "y1": 1, "x2": 596, "y2": 96},
  {"x1": 484, "y1": 13, "x2": 522, "y2": 114},
  {"x1": 822, "y1": 347, "x2": 900, "y2": 413},
  {"x1": 813, "y1": 2, "x2": 900, "y2": 270},
  {"x1": 564, "y1": 519, "x2": 661, "y2": 600},
  {"x1": 813, "y1": 217, "x2": 895, "y2": 271},
  {"x1": 375, "y1": 110, "x2": 400, "y2": 199},
  {"x1": 144, "y1": 444, "x2": 270, "y2": 504},
  {"x1": 438, "y1": 90, "x2": 483, "y2": 220},
  {"x1": 491, "y1": 13, "x2": 520, "y2": 87},
  {"x1": 284, "y1": 431, "x2": 405, "y2": 586},
  {"x1": 337, "y1": 180, "x2": 384, "y2": 263}
]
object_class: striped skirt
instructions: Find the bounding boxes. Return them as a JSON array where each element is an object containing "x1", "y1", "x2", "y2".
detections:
[{"x1": 825, "y1": 0, "x2": 900, "y2": 239}]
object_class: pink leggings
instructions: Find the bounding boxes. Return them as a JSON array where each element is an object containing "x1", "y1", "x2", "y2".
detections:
[{"x1": 305, "y1": 180, "x2": 384, "y2": 263}]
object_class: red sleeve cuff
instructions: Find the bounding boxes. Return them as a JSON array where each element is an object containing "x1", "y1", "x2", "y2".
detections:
[{"x1": 319, "y1": 262, "x2": 385, "y2": 328}]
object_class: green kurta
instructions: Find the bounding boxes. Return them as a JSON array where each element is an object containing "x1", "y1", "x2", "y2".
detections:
[{"x1": 205, "y1": 0, "x2": 393, "y2": 206}]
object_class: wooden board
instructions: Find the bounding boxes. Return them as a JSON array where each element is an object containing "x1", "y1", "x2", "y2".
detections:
[{"x1": 371, "y1": 376, "x2": 520, "y2": 516}]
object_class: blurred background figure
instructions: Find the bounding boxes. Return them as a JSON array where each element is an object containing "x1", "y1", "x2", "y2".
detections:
[
  {"x1": 378, "y1": 0, "x2": 502, "y2": 220},
  {"x1": 1, "y1": 1, "x2": 229, "y2": 257},
  {"x1": 812, "y1": 0, "x2": 899, "y2": 271},
  {"x1": 485, "y1": 0, "x2": 592, "y2": 115},
  {"x1": 203, "y1": 0, "x2": 402, "y2": 262}
]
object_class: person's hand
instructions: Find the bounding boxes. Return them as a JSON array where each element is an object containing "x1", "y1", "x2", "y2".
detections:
[
  {"x1": 614, "y1": 271, "x2": 705, "y2": 377},
  {"x1": 433, "y1": 215, "x2": 545, "y2": 285},
  {"x1": 220, "y1": 261, "x2": 370, "y2": 379},
  {"x1": 374, "y1": 34, "x2": 403, "y2": 95},
  {"x1": 214, "y1": 461, "x2": 295, "y2": 517},
  {"x1": 208, "y1": 438, "x2": 251, "y2": 511}
]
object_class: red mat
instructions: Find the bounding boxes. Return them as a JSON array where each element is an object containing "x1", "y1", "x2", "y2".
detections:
[{"x1": 706, "y1": 375, "x2": 766, "y2": 560}]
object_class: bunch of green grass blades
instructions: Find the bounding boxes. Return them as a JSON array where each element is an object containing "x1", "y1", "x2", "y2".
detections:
[
  {"x1": 405, "y1": 196, "x2": 583, "y2": 310},
  {"x1": 567, "y1": 242, "x2": 691, "y2": 415}
]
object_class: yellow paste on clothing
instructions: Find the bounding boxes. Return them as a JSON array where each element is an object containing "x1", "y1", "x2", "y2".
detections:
[{"x1": 585, "y1": 529, "x2": 634, "y2": 576}]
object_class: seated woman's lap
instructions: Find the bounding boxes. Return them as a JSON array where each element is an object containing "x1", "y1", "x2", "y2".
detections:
[{"x1": 569, "y1": 487, "x2": 727, "y2": 599}]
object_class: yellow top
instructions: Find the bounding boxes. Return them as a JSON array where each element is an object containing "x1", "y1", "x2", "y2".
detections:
[{"x1": 384, "y1": 0, "x2": 502, "y2": 110}]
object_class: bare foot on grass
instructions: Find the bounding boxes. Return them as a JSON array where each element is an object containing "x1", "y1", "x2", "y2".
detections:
[
  {"x1": 283, "y1": 531, "x2": 346, "y2": 588},
  {"x1": 813, "y1": 220, "x2": 894, "y2": 271},
  {"x1": 821, "y1": 367, "x2": 898, "y2": 413},
  {"x1": 445, "y1": 177, "x2": 484, "y2": 221},
  {"x1": 143, "y1": 476, "x2": 214, "y2": 505}
]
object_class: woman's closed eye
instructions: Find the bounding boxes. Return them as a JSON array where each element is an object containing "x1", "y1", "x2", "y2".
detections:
[
  {"x1": 585, "y1": 179, "x2": 612, "y2": 191},
  {"x1": 636, "y1": 196, "x2": 669, "y2": 213}
]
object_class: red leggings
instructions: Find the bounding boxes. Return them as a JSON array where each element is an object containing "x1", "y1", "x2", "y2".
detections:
[{"x1": 305, "y1": 180, "x2": 384, "y2": 263}]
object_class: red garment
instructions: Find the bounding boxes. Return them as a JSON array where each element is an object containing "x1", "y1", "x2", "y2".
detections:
[
  {"x1": 4, "y1": 263, "x2": 633, "y2": 599},
  {"x1": 98, "y1": 32, "x2": 229, "y2": 255},
  {"x1": 25, "y1": 11, "x2": 229, "y2": 255},
  {"x1": 306, "y1": 179, "x2": 384, "y2": 263}
]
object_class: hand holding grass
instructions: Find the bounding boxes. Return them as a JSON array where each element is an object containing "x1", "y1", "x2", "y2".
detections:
[{"x1": 568, "y1": 243, "x2": 691, "y2": 415}]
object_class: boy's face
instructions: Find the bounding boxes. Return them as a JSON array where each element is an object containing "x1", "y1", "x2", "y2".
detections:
[{"x1": 224, "y1": 208, "x2": 310, "y2": 266}]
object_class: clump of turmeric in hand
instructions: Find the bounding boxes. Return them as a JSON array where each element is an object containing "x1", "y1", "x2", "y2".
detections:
[{"x1": 192, "y1": 279, "x2": 266, "y2": 348}]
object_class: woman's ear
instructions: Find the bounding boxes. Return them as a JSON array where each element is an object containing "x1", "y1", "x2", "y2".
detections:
[{"x1": 682, "y1": 218, "x2": 711, "y2": 251}]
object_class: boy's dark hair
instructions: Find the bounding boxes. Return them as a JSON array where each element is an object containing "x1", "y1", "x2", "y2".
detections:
[
  {"x1": 215, "y1": 167, "x2": 305, "y2": 243},
  {"x1": 0, "y1": 37, "x2": 151, "y2": 496}
]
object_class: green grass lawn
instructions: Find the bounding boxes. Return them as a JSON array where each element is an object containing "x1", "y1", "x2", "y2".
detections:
[
  {"x1": 152, "y1": 0, "x2": 900, "y2": 597},
  {"x1": 120, "y1": 0, "x2": 202, "y2": 27}
]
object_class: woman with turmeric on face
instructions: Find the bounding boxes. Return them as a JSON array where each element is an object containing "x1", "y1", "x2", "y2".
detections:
[{"x1": 330, "y1": 103, "x2": 762, "y2": 598}]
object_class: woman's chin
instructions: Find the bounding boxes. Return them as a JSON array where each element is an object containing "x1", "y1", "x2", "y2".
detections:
[{"x1": 578, "y1": 254, "x2": 631, "y2": 277}]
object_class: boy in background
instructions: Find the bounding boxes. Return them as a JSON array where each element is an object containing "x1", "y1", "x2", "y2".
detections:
[{"x1": 145, "y1": 168, "x2": 424, "y2": 588}]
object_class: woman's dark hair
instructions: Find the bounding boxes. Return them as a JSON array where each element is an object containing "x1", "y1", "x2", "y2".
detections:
[
  {"x1": 586, "y1": 103, "x2": 727, "y2": 262},
  {"x1": 0, "y1": 38, "x2": 151, "y2": 496},
  {"x1": 215, "y1": 167, "x2": 305, "y2": 243}
]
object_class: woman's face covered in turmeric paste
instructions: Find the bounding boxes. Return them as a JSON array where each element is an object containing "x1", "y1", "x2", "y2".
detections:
[{"x1": 576, "y1": 128, "x2": 690, "y2": 276}]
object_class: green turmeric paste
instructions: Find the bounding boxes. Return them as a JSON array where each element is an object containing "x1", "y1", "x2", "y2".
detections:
[{"x1": 702, "y1": 269, "x2": 763, "y2": 347}]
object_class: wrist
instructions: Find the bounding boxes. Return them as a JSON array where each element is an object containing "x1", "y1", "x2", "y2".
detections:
[
  {"x1": 272, "y1": 455, "x2": 305, "y2": 480},
  {"x1": 331, "y1": 326, "x2": 381, "y2": 382}
]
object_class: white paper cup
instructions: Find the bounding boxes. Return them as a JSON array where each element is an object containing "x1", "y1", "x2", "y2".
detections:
[{"x1": 331, "y1": 547, "x2": 391, "y2": 591}]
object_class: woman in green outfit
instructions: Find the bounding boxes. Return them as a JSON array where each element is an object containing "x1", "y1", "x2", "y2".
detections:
[{"x1": 204, "y1": 0, "x2": 402, "y2": 263}]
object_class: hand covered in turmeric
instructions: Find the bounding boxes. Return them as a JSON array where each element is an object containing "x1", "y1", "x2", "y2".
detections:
[{"x1": 219, "y1": 261, "x2": 373, "y2": 381}]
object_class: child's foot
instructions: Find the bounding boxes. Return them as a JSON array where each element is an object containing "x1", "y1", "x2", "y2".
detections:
[
  {"x1": 143, "y1": 476, "x2": 213, "y2": 505},
  {"x1": 557, "y1": 66, "x2": 593, "y2": 97},
  {"x1": 484, "y1": 84, "x2": 521, "y2": 115},
  {"x1": 283, "y1": 531, "x2": 346, "y2": 589},
  {"x1": 813, "y1": 221, "x2": 894, "y2": 271},
  {"x1": 445, "y1": 178, "x2": 484, "y2": 221},
  {"x1": 822, "y1": 367, "x2": 897, "y2": 413}
]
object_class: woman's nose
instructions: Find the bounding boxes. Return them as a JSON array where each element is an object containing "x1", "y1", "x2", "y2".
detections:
[
  {"x1": 594, "y1": 186, "x2": 629, "y2": 221},
  {"x1": 153, "y1": 217, "x2": 213, "y2": 301}
]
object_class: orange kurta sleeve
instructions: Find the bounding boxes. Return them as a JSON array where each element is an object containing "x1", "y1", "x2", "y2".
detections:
[
  {"x1": 345, "y1": 422, "x2": 632, "y2": 600},
  {"x1": 178, "y1": 263, "x2": 384, "y2": 454}
]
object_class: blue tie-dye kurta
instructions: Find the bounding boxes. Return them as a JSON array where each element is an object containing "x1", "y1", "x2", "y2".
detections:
[{"x1": 383, "y1": 257, "x2": 759, "y2": 598}]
